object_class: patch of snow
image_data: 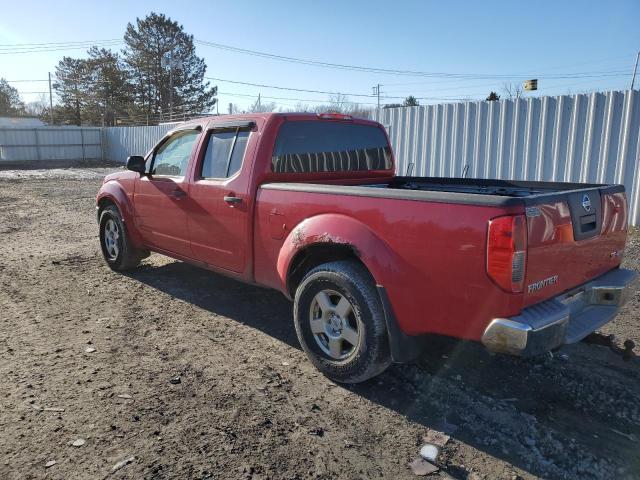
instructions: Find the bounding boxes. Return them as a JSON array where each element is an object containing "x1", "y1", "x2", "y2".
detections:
[{"x1": 0, "y1": 167, "x2": 121, "y2": 180}]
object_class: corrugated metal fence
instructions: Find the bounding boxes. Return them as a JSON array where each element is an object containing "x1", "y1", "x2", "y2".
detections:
[
  {"x1": 377, "y1": 90, "x2": 640, "y2": 226},
  {"x1": 102, "y1": 124, "x2": 178, "y2": 162},
  {"x1": 0, "y1": 127, "x2": 101, "y2": 163},
  {"x1": 1, "y1": 91, "x2": 639, "y2": 225}
]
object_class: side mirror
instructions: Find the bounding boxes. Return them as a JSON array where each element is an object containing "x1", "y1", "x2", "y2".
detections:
[{"x1": 126, "y1": 155, "x2": 146, "y2": 175}]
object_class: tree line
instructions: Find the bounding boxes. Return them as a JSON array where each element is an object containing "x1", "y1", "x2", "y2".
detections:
[{"x1": 1, "y1": 12, "x2": 216, "y2": 126}]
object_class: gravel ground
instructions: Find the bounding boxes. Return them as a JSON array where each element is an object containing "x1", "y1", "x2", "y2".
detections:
[{"x1": 0, "y1": 168, "x2": 639, "y2": 480}]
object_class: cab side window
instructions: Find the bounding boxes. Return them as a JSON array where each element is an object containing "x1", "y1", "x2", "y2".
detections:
[
  {"x1": 201, "y1": 129, "x2": 250, "y2": 179},
  {"x1": 151, "y1": 130, "x2": 200, "y2": 177}
]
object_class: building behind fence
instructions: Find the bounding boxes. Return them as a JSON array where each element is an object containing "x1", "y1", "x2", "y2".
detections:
[{"x1": 0, "y1": 90, "x2": 639, "y2": 224}]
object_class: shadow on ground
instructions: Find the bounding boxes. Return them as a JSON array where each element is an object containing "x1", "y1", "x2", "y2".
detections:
[{"x1": 127, "y1": 260, "x2": 640, "y2": 480}]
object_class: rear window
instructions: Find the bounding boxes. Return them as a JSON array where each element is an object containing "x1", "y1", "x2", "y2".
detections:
[
  {"x1": 271, "y1": 121, "x2": 392, "y2": 173},
  {"x1": 201, "y1": 129, "x2": 250, "y2": 179}
]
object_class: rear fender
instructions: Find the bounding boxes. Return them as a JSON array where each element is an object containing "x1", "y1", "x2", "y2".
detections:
[
  {"x1": 96, "y1": 183, "x2": 145, "y2": 249},
  {"x1": 276, "y1": 213, "x2": 400, "y2": 295},
  {"x1": 276, "y1": 214, "x2": 416, "y2": 362}
]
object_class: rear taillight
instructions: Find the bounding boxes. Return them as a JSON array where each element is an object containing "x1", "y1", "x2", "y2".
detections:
[{"x1": 487, "y1": 215, "x2": 527, "y2": 293}]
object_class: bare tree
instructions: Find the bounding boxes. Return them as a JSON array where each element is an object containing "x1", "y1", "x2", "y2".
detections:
[
  {"x1": 24, "y1": 94, "x2": 49, "y2": 117},
  {"x1": 246, "y1": 97, "x2": 277, "y2": 113},
  {"x1": 224, "y1": 103, "x2": 241, "y2": 114},
  {"x1": 283, "y1": 102, "x2": 311, "y2": 112},
  {"x1": 502, "y1": 82, "x2": 523, "y2": 100},
  {"x1": 311, "y1": 93, "x2": 373, "y2": 117}
]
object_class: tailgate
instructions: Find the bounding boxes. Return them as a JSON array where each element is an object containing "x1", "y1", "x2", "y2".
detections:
[{"x1": 523, "y1": 186, "x2": 628, "y2": 307}]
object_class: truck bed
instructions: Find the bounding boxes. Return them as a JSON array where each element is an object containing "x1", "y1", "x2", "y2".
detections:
[
  {"x1": 261, "y1": 176, "x2": 628, "y2": 314},
  {"x1": 263, "y1": 176, "x2": 624, "y2": 207},
  {"x1": 386, "y1": 176, "x2": 622, "y2": 199}
]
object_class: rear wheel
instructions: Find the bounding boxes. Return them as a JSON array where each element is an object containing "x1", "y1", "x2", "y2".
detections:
[
  {"x1": 99, "y1": 205, "x2": 143, "y2": 271},
  {"x1": 293, "y1": 260, "x2": 391, "y2": 383}
]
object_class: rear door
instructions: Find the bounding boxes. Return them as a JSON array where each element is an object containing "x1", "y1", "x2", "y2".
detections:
[
  {"x1": 187, "y1": 122, "x2": 254, "y2": 273},
  {"x1": 134, "y1": 128, "x2": 201, "y2": 257},
  {"x1": 523, "y1": 187, "x2": 628, "y2": 306}
]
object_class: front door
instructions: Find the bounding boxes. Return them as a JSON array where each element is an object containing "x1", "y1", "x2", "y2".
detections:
[
  {"x1": 187, "y1": 125, "x2": 253, "y2": 273},
  {"x1": 134, "y1": 128, "x2": 201, "y2": 257}
]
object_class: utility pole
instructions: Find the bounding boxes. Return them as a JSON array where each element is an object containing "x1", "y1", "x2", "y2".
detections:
[
  {"x1": 48, "y1": 72, "x2": 54, "y2": 124},
  {"x1": 163, "y1": 49, "x2": 179, "y2": 121},
  {"x1": 372, "y1": 84, "x2": 381, "y2": 120},
  {"x1": 631, "y1": 50, "x2": 640, "y2": 90},
  {"x1": 169, "y1": 57, "x2": 174, "y2": 121},
  {"x1": 228, "y1": 103, "x2": 232, "y2": 115},
  {"x1": 103, "y1": 81, "x2": 107, "y2": 127}
]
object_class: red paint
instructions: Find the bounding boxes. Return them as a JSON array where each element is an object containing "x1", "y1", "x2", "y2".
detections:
[
  {"x1": 523, "y1": 194, "x2": 626, "y2": 307},
  {"x1": 97, "y1": 113, "x2": 630, "y2": 343}
]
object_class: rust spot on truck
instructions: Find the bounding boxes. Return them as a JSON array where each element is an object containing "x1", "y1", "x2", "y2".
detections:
[
  {"x1": 290, "y1": 227, "x2": 360, "y2": 257},
  {"x1": 316, "y1": 232, "x2": 361, "y2": 257},
  {"x1": 291, "y1": 226, "x2": 306, "y2": 248}
]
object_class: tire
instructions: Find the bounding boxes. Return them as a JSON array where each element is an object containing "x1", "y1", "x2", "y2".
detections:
[
  {"x1": 99, "y1": 205, "x2": 143, "y2": 271},
  {"x1": 293, "y1": 260, "x2": 391, "y2": 383}
]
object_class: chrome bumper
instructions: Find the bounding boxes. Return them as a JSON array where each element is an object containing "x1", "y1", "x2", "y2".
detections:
[{"x1": 481, "y1": 268, "x2": 638, "y2": 356}]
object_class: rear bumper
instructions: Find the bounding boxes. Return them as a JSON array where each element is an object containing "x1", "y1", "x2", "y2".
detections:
[{"x1": 481, "y1": 268, "x2": 638, "y2": 356}]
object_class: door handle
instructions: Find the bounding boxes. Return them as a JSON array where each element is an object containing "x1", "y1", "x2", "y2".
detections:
[
  {"x1": 170, "y1": 189, "x2": 187, "y2": 199},
  {"x1": 223, "y1": 195, "x2": 242, "y2": 205}
]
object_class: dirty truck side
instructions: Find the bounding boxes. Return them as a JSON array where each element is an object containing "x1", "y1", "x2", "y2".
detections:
[{"x1": 96, "y1": 113, "x2": 638, "y2": 383}]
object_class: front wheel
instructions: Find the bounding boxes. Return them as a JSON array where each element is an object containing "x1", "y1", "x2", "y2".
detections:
[
  {"x1": 293, "y1": 260, "x2": 391, "y2": 383},
  {"x1": 99, "y1": 205, "x2": 143, "y2": 271}
]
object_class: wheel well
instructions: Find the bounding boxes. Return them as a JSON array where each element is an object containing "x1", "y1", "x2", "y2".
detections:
[
  {"x1": 97, "y1": 197, "x2": 116, "y2": 218},
  {"x1": 286, "y1": 243, "x2": 367, "y2": 298}
]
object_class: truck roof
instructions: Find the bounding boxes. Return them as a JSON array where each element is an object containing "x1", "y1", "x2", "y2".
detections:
[{"x1": 179, "y1": 112, "x2": 381, "y2": 130}]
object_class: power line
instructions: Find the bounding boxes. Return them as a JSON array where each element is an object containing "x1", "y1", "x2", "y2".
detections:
[
  {"x1": 3, "y1": 79, "x2": 50, "y2": 83},
  {"x1": 0, "y1": 39, "x2": 120, "y2": 47},
  {"x1": 195, "y1": 38, "x2": 631, "y2": 80},
  {"x1": 218, "y1": 91, "x2": 379, "y2": 106},
  {"x1": 0, "y1": 40, "x2": 122, "y2": 55},
  {"x1": 211, "y1": 77, "x2": 471, "y2": 102},
  {"x1": 207, "y1": 76, "x2": 377, "y2": 98},
  {"x1": 0, "y1": 34, "x2": 632, "y2": 81}
]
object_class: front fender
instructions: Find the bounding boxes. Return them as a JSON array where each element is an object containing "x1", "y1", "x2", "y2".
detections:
[
  {"x1": 276, "y1": 213, "x2": 399, "y2": 292},
  {"x1": 96, "y1": 181, "x2": 144, "y2": 249}
]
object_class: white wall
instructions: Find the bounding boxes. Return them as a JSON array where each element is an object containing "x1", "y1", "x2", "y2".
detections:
[{"x1": 378, "y1": 90, "x2": 640, "y2": 226}]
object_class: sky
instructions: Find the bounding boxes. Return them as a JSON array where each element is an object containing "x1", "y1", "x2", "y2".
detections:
[{"x1": 0, "y1": 0, "x2": 639, "y2": 113}]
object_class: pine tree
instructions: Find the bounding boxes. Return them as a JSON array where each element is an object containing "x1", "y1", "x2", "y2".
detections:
[
  {"x1": 123, "y1": 12, "x2": 216, "y2": 122},
  {"x1": 486, "y1": 91, "x2": 500, "y2": 101},
  {"x1": 84, "y1": 47, "x2": 132, "y2": 126},
  {"x1": 403, "y1": 96, "x2": 419, "y2": 107},
  {"x1": 53, "y1": 57, "x2": 88, "y2": 125},
  {"x1": 0, "y1": 78, "x2": 26, "y2": 116}
]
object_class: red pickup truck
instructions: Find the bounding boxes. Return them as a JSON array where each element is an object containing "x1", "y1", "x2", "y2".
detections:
[{"x1": 96, "y1": 113, "x2": 637, "y2": 383}]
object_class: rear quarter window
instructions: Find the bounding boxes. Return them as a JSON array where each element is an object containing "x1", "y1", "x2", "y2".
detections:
[{"x1": 271, "y1": 121, "x2": 392, "y2": 173}]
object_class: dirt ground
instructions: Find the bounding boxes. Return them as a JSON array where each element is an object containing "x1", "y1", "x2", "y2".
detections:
[{"x1": 1, "y1": 167, "x2": 639, "y2": 480}]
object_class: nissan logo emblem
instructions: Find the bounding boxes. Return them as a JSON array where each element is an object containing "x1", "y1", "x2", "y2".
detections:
[{"x1": 582, "y1": 194, "x2": 592, "y2": 212}]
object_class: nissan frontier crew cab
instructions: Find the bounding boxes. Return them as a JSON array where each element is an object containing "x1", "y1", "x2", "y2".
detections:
[{"x1": 96, "y1": 113, "x2": 637, "y2": 383}]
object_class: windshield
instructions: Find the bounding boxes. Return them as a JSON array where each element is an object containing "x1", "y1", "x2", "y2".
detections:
[{"x1": 272, "y1": 121, "x2": 392, "y2": 173}]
